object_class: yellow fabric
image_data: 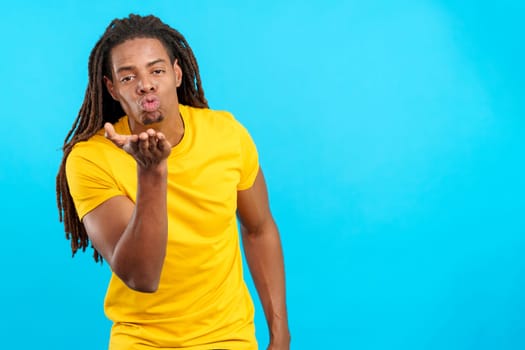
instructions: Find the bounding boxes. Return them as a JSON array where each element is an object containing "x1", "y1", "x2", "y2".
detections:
[{"x1": 66, "y1": 104, "x2": 259, "y2": 349}]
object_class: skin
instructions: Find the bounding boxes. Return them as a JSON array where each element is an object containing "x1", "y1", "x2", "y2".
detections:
[
  {"x1": 238, "y1": 173, "x2": 291, "y2": 349},
  {"x1": 82, "y1": 37, "x2": 290, "y2": 349}
]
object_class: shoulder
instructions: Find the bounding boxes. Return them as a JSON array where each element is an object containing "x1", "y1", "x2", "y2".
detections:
[
  {"x1": 68, "y1": 117, "x2": 129, "y2": 159},
  {"x1": 68, "y1": 132, "x2": 112, "y2": 164},
  {"x1": 67, "y1": 119, "x2": 130, "y2": 172},
  {"x1": 181, "y1": 104, "x2": 245, "y2": 131}
]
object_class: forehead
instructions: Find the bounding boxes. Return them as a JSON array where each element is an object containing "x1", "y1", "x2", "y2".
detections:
[{"x1": 109, "y1": 37, "x2": 170, "y2": 70}]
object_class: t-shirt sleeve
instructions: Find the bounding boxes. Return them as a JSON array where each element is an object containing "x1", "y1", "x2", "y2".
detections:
[
  {"x1": 236, "y1": 121, "x2": 260, "y2": 191},
  {"x1": 65, "y1": 145, "x2": 124, "y2": 220}
]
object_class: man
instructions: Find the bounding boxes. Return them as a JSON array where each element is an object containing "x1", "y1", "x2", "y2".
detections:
[{"x1": 56, "y1": 14, "x2": 290, "y2": 350}]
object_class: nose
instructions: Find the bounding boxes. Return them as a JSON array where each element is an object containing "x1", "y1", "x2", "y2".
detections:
[{"x1": 136, "y1": 76, "x2": 157, "y2": 94}]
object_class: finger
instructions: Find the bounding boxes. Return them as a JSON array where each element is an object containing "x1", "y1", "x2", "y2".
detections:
[
  {"x1": 104, "y1": 123, "x2": 116, "y2": 139},
  {"x1": 147, "y1": 129, "x2": 158, "y2": 151},
  {"x1": 138, "y1": 132, "x2": 150, "y2": 154},
  {"x1": 156, "y1": 132, "x2": 171, "y2": 152},
  {"x1": 104, "y1": 123, "x2": 126, "y2": 147},
  {"x1": 156, "y1": 133, "x2": 165, "y2": 152}
]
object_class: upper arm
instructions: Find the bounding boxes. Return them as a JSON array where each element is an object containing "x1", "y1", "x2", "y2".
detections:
[
  {"x1": 237, "y1": 168, "x2": 274, "y2": 234},
  {"x1": 82, "y1": 195, "x2": 134, "y2": 264},
  {"x1": 65, "y1": 145, "x2": 134, "y2": 264}
]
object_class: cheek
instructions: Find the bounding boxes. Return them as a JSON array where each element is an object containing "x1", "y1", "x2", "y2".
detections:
[{"x1": 116, "y1": 90, "x2": 136, "y2": 106}]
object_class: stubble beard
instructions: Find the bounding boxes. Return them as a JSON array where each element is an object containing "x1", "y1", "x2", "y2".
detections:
[{"x1": 142, "y1": 112, "x2": 164, "y2": 125}]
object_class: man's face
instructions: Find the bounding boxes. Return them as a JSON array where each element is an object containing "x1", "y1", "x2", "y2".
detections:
[{"x1": 104, "y1": 37, "x2": 182, "y2": 131}]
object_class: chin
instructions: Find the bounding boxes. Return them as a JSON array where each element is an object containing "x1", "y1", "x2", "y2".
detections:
[{"x1": 142, "y1": 113, "x2": 164, "y2": 125}]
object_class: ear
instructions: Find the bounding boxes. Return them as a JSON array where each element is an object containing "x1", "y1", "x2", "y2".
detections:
[
  {"x1": 173, "y1": 59, "x2": 183, "y2": 87},
  {"x1": 103, "y1": 76, "x2": 119, "y2": 101}
]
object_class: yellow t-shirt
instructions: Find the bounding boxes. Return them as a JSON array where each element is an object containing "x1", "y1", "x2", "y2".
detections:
[{"x1": 66, "y1": 104, "x2": 259, "y2": 349}]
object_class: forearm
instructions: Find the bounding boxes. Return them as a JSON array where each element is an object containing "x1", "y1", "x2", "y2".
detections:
[
  {"x1": 112, "y1": 162, "x2": 168, "y2": 292},
  {"x1": 242, "y1": 220, "x2": 290, "y2": 345}
]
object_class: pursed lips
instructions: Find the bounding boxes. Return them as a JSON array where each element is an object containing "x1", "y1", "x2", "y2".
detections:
[{"x1": 138, "y1": 94, "x2": 161, "y2": 112}]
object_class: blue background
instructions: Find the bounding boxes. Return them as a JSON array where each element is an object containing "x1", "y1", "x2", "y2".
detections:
[{"x1": 1, "y1": 1, "x2": 523, "y2": 349}]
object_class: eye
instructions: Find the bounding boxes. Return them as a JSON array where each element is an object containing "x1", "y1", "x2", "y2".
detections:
[
  {"x1": 152, "y1": 69, "x2": 165, "y2": 75},
  {"x1": 120, "y1": 75, "x2": 135, "y2": 83}
]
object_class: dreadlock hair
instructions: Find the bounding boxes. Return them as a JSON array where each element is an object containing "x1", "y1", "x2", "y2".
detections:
[{"x1": 56, "y1": 14, "x2": 208, "y2": 262}]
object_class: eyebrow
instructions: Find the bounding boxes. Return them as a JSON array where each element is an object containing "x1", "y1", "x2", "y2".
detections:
[{"x1": 116, "y1": 58, "x2": 168, "y2": 74}]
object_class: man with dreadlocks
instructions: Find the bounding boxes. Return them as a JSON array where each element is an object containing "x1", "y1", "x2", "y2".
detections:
[{"x1": 56, "y1": 14, "x2": 289, "y2": 350}]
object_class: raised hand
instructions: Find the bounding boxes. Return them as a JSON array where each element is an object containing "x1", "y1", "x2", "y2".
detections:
[{"x1": 104, "y1": 122, "x2": 172, "y2": 168}]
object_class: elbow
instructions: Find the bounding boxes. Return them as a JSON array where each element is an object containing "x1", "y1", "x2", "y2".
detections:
[
  {"x1": 130, "y1": 283, "x2": 159, "y2": 294},
  {"x1": 110, "y1": 252, "x2": 165, "y2": 293},
  {"x1": 113, "y1": 264, "x2": 162, "y2": 293},
  {"x1": 125, "y1": 276, "x2": 160, "y2": 293}
]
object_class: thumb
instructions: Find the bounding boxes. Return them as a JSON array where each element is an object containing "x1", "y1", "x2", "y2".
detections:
[
  {"x1": 104, "y1": 122, "x2": 128, "y2": 148},
  {"x1": 104, "y1": 122, "x2": 116, "y2": 139}
]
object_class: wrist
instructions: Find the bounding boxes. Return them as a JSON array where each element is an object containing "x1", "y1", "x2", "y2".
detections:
[
  {"x1": 270, "y1": 326, "x2": 291, "y2": 345},
  {"x1": 138, "y1": 160, "x2": 167, "y2": 176},
  {"x1": 269, "y1": 332, "x2": 291, "y2": 350},
  {"x1": 137, "y1": 161, "x2": 168, "y2": 189}
]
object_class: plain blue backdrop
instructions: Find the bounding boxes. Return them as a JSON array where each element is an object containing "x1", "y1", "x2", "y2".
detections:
[{"x1": 1, "y1": 1, "x2": 523, "y2": 349}]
